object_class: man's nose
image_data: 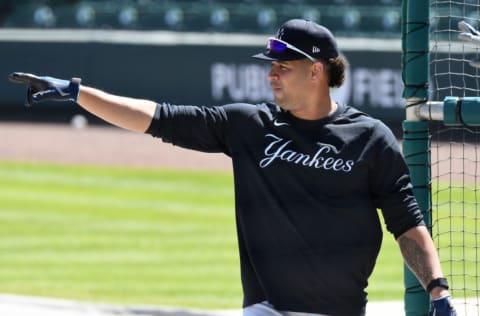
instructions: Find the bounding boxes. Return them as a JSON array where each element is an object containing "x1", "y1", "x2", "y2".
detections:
[{"x1": 268, "y1": 68, "x2": 278, "y2": 81}]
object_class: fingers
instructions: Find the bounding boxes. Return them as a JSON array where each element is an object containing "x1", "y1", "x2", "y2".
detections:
[
  {"x1": 32, "y1": 88, "x2": 59, "y2": 101},
  {"x1": 458, "y1": 21, "x2": 480, "y2": 45},
  {"x1": 9, "y1": 72, "x2": 46, "y2": 106},
  {"x1": 458, "y1": 33, "x2": 475, "y2": 42},
  {"x1": 25, "y1": 86, "x2": 34, "y2": 107},
  {"x1": 23, "y1": 88, "x2": 58, "y2": 107},
  {"x1": 457, "y1": 21, "x2": 480, "y2": 69},
  {"x1": 469, "y1": 58, "x2": 480, "y2": 68},
  {"x1": 459, "y1": 32, "x2": 480, "y2": 44},
  {"x1": 458, "y1": 21, "x2": 478, "y2": 34},
  {"x1": 8, "y1": 72, "x2": 43, "y2": 85},
  {"x1": 9, "y1": 73, "x2": 46, "y2": 106}
]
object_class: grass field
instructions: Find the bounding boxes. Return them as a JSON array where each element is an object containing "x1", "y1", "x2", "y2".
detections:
[
  {"x1": 0, "y1": 160, "x2": 408, "y2": 309},
  {"x1": 432, "y1": 181, "x2": 480, "y2": 299}
]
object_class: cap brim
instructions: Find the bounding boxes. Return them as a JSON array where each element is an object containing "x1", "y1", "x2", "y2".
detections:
[
  {"x1": 252, "y1": 50, "x2": 305, "y2": 61},
  {"x1": 252, "y1": 53, "x2": 276, "y2": 61}
]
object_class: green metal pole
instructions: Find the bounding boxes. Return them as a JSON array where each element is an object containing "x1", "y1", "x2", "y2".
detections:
[
  {"x1": 443, "y1": 96, "x2": 480, "y2": 126},
  {"x1": 402, "y1": 121, "x2": 431, "y2": 316},
  {"x1": 402, "y1": 0, "x2": 429, "y2": 101},
  {"x1": 402, "y1": 0, "x2": 431, "y2": 315}
]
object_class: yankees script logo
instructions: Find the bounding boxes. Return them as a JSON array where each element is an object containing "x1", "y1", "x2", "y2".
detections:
[{"x1": 259, "y1": 134, "x2": 355, "y2": 172}]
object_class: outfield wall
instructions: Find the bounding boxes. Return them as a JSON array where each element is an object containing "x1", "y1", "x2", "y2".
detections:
[{"x1": 0, "y1": 29, "x2": 404, "y2": 125}]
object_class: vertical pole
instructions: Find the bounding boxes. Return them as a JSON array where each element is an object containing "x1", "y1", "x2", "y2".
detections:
[
  {"x1": 402, "y1": 121, "x2": 431, "y2": 316},
  {"x1": 402, "y1": 0, "x2": 429, "y2": 103},
  {"x1": 402, "y1": 0, "x2": 431, "y2": 315}
]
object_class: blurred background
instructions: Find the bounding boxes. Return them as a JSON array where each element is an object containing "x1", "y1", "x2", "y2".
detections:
[
  {"x1": 0, "y1": 0, "x2": 404, "y2": 132},
  {"x1": 0, "y1": 0, "x2": 402, "y2": 35}
]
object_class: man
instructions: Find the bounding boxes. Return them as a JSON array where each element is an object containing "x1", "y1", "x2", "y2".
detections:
[{"x1": 9, "y1": 19, "x2": 455, "y2": 316}]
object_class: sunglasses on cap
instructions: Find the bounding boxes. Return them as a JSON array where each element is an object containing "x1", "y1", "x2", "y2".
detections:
[{"x1": 267, "y1": 37, "x2": 318, "y2": 63}]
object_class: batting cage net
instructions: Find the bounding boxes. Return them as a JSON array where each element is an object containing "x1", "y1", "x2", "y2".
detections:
[{"x1": 428, "y1": 0, "x2": 480, "y2": 314}]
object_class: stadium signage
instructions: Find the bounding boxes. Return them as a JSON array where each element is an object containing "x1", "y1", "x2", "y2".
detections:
[{"x1": 210, "y1": 62, "x2": 403, "y2": 110}]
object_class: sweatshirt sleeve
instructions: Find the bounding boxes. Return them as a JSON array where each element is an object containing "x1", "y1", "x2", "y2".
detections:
[
  {"x1": 145, "y1": 102, "x2": 231, "y2": 155},
  {"x1": 368, "y1": 121, "x2": 425, "y2": 239}
]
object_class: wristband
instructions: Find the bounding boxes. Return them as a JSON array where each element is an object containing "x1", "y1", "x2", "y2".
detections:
[
  {"x1": 427, "y1": 277, "x2": 449, "y2": 293},
  {"x1": 70, "y1": 77, "x2": 82, "y2": 102}
]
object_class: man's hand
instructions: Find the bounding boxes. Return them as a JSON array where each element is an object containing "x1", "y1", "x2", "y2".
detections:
[
  {"x1": 430, "y1": 295, "x2": 457, "y2": 316},
  {"x1": 458, "y1": 21, "x2": 480, "y2": 68},
  {"x1": 8, "y1": 72, "x2": 81, "y2": 106},
  {"x1": 458, "y1": 20, "x2": 480, "y2": 44}
]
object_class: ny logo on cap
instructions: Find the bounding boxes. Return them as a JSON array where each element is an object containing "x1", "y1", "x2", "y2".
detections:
[
  {"x1": 312, "y1": 46, "x2": 321, "y2": 53},
  {"x1": 277, "y1": 28, "x2": 285, "y2": 40}
]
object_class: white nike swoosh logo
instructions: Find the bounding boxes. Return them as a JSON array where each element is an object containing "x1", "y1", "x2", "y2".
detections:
[{"x1": 273, "y1": 119, "x2": 290, "y2": 127}]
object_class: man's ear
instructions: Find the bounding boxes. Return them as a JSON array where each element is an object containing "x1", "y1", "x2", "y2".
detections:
[{"x1": 311, "y1": 62, "x2": 324, "y2": 80}]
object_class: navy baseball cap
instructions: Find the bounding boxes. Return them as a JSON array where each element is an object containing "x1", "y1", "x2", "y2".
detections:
[{"x1": 252, "y1": 19, "x2": 339, "y2": 62}]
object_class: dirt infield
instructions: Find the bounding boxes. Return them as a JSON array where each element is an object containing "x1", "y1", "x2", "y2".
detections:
[
  {"x1": 0, "y1": 122, "x2": 232, "y2": 171},
  {"x1": 1, "y1": 121, "x2": 476, "y2": 182}
]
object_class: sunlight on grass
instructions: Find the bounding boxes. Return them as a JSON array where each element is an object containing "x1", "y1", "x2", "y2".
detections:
[
  {"x1": 432, "y1": 180, "x2": 480, "y2": 299},
  {"x1": 4, "y1": 161, "x2": 475, "y2": 308}
]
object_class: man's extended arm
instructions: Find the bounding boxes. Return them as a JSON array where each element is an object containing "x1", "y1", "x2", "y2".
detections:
[
  {"x1": 8, "y1": 72, "x2": 157, "y2": 133},
  {"x1": 77, "y1": 85, "x2": 156, "y2": 133}
]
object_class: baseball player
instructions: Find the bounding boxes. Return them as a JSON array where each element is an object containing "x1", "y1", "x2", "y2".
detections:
[{"x1": 9, "y1": 19, "x2": 456, "y2": 316}]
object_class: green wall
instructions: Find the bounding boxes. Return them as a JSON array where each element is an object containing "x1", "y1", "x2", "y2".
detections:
[{"x1": 1, "y1": 38, "x2": 405, "y2": 124}]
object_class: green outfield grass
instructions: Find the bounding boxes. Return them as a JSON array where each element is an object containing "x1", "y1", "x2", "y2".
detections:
[
  {"x1": 0, "y1": 161, "x2": 240, "y2": 309},
  {"x1": 431, "y1": 182, "x2": 480, "y2": 299},
  {"x1": 1, "y1": 160, "x2": 469, "y2": 309}
]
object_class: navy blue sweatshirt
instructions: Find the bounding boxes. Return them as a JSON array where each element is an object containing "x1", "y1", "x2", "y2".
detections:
[{"x1": 146, "y1": 102, "x2": 424, "y2": 316}]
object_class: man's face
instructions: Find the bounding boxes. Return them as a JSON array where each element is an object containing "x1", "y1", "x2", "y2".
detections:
[{"x1": 267, "y1": 59, "x2": 313, "y2": 110}]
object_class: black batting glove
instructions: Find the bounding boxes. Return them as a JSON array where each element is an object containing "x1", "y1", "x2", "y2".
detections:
[
  {"x1": 429, "y1": 295, "x2": 457, "y2": 316},
  {"x1": 8, "y1": 72, "x2": 81, "y2": 107}
]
